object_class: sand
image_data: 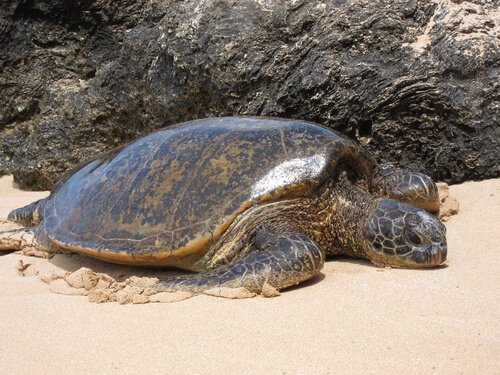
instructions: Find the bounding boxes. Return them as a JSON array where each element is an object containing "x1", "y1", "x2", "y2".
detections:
[{"x1": 0, "y1": 175, "x2": 499, "y2": 374}]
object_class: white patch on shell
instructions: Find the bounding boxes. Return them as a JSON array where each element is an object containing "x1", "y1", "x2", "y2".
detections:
[{"x1": 250, "y1": 155, "x2": 327, "y2": 199}]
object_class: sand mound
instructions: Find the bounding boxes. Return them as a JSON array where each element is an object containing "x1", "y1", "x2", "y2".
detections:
[
  {"x1": 437, "y1": 182, "x2": 460, "y2": 221},
  {"x1": 15, "y1": 262, "x2": 258, "y2": 303}
]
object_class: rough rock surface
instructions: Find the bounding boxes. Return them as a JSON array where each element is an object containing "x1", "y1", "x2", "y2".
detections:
[{"x1": 0, "y1": 0, "x2": 498, "y2": 190}]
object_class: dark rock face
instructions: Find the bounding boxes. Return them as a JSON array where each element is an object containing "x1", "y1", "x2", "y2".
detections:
[{"x1": 0, "y1": 0, "x2": 498, "y2": 190}]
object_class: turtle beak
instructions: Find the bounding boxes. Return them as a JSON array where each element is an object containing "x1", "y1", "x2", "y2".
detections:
[
  {"x1": 410, "y1": 217, "x2": 447, "y2": 266},
  {"x1": 410, "y1": 242, "x2": 447, "y2": 266}
]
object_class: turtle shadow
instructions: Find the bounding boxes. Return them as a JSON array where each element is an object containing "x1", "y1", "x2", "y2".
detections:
[
  {"x1": 282, "y1": 272, "x2": 327, "y2": 293},
  {"x1": 281, "y1": 257, "x2": 367, "y2": 294},
  {"x1": 46, "y1": 251, "x2": 447, "y2": 294},
  {"x1": 282, "y1": 256, "x2": 448, "y2": 295},
  {"x1": 48, "y1": 252, "x2": 186, "y2": 282},
  {"x1": 283, "y1": 255, "x2": 449, "y2": 295},
  {"x1": 327, "y1": 255, "x2": 449, "y2": 271},
  {"x1": 0, "y1": 250, "x2": 16, "y2": 256}
]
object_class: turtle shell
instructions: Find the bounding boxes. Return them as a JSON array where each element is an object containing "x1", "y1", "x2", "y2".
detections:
[{"x1": 42, "y1": 117, "x2": 375, "y2": 269}]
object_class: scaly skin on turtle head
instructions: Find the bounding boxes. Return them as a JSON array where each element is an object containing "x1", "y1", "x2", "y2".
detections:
[{"x1": 362, "y1": 198, "x2": 447, "y2": 268}]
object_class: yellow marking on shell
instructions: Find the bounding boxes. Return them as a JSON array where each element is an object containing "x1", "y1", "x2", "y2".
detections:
[
  {"x1": 95, "y1": 157, "x2": 189, "y2": 235},
  {"x1": 50, "y1": 234, "x2": 211, "y2": 268},
  {"x1": 205, "y1": 154, "x2": 231, "y2": 183}
]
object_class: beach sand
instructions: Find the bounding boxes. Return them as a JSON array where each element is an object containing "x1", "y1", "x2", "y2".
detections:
[{"x1": 0, "y1": 175, "x2": 498, "y2": 374}]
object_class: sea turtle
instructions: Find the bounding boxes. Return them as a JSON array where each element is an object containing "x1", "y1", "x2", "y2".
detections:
[{"x1": 0, "y1": 117, "x2": 446, "y2": 295}]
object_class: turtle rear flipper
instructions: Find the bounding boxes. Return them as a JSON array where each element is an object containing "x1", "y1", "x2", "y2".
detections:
[
  {"x1": 0, "y1": 227, "x2": 56, "y2": 258},
  {"x1": 8, "y1": 198, "x2": 46, "y2": 226},
  {"x1": 158, "y1": 232, "x2": 325, "y2": 296}
]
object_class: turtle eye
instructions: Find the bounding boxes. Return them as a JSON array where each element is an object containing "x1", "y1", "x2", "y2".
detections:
[{"x1": 406, "y1": 228, "x2": 422, "y2": 245}]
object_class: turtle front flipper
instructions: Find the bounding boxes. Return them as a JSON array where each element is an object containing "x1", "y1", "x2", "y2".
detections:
[
  {"x1": 372, "y1": 167, "x2": 440, "y2": 213},
  {"x1": 158, "y1": 232, "x2": 325, "y2": 297}
]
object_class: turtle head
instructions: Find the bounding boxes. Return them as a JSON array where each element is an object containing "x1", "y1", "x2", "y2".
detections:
[{"x1": 362, "y1": 198, "x2": 447, "y2": 268}]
